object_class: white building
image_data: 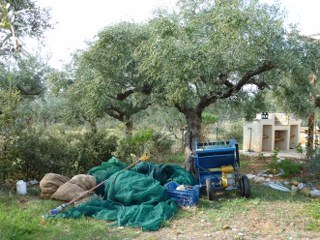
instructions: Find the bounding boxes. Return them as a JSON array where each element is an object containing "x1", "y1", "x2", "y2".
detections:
[{"x1": 243, "y1": 113, "x2": 301, "y2": 152}]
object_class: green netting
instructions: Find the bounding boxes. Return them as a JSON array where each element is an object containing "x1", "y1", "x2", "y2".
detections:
[
  {"x1": 104, "y1": 170, "x2": 168, "y2": 205},
  {"x1": 88, "y1": 157, "x2": 127, "y2": 184},
  {"x1": 57, "y1": 198, "x2": 178, "y2": 231},
  {"x1": 88, "y1": 157, "x2": 127, "y2": 196},
  {"x1": 132, "y1": 162, "x2": 196, "y2": 185},
  {"x1": 167, "y1": 164, "x2": 197, "y2": 186},
  {"x1": 55, "y1": 157, "x2": 197, "y2": 231}
]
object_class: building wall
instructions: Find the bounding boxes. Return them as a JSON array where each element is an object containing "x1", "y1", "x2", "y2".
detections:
[{"x1": 243, "y1": 113, "x2": 301, "y2": 152}]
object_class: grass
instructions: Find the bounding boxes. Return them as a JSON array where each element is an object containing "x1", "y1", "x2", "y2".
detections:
[
  {"x1": 305, "y1": 200, "x2": 320, "y2": 231},
  {"x1": 0, "y1": 182, "x2": 318, "y2": 240},
  {"x1": 197, "y1": 183, "x2": 309, "y2": 224},
  {"x1": 0, "y1": 194, "x2": 139, "y2": 240}
]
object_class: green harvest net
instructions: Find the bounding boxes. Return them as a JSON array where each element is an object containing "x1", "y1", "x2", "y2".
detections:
[{"x1": 55, "y1": 157, "x2": 197, "y2": 231}]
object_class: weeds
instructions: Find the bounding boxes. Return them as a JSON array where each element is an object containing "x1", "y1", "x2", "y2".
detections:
[
  {"x1": 268, "y1": 149, "x2": 302, "y2": 178},
  {"x1": 308, "y1": 148, "x2": 320, "y2": 178},
  {"x1": 0, "y1": 195, "x2": 138, "y2": 240},
  {"x1": 271, "y1": 149, "x2": 279, "y2": 162},
  {"x1": 305, "y1": 200, "x2": 320, "y2": 231},
  {"x1": 268, "y1": 159, "x2": 302, "y2": 177}
]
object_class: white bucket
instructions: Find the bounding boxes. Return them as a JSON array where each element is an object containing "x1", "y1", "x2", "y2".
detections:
[{"x1": 16, "y1": 180, "x2": 27, "y2": 195}]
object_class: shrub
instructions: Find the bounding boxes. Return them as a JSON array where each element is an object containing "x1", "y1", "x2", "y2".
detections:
[
  {"x1": 268, "y1": 158, "x2": 302, "y2": 178},
  {"x1": 116, "y1": 129, "x2": 174, "y2": 162},
  {"x1": 222, "y1": 120, "x2": 243, "y2": 144},
  {"x1": 74, "y1": 131, "x2": 118, "y2": 173},
  {"x1": 4, "y1": 126, "x2": 118, "y2": 181},
  {"x1": 308, "y1": 148, "x2": 320, "y2": 178}
]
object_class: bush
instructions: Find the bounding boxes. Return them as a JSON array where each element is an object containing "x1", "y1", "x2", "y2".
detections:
[
  {"x1": 268, "y1": 158, "x2": 302, "y2": 178},
  {"x1": 74, "y1": 131, "x2": 118, "y2": 173},
  {"x1": 115, "y1": 129, "x2": 174, "y2": 162},
  {"x1": 3, "y1": 126, "x2": 118, "y2": 181},
  {"x1": 223, "y1": 120, "x2": 244, "y2": 144},
  {"x1": 308, "y1": 148, "x2": 320, "y2": 178}
]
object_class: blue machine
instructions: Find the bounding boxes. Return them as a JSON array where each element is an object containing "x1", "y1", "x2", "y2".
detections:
[{"x1": 194, "y1": 139, "x2": 250, "y2": 200}]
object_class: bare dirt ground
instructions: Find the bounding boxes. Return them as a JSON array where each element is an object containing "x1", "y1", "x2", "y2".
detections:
[{"x1": 139, "y1": 200, "x2": 319, "y2": 240}]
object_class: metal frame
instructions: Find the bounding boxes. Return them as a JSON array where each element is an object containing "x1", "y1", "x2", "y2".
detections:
[{"x1": 194, "y1": 139, "x2": 240, "y2": 191}]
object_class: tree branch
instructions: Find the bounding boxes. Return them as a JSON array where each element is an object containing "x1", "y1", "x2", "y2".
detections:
[
  {"x1": 235, "y1": 62, "x2": 275, "y2": 91},
  {"x1": 17, "y1": 84, "x2": 41, "y2": 96},
  {"x1": 115, "y1": 89, "x2": 135, "y2": 100},
  {"x1": 105, "y1": 105, "x2": 124, "y2": 121},
  {"x1": 246, "y1": 77, "x2": 270, "y2": 90},
  {"x1": 197, "y1": 63, "x2": 275, "y2": 110},
  {"x1": 110, "y1": 83, "x2": 152, "y2": 101}
]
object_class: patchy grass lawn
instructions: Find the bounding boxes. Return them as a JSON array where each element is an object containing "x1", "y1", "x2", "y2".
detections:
[
  {"x1": 0, "y1": 154, "x2": 319, "y2": 240},
  {"x1": 0, "y1": 183, "x2": 319, "y2": 240}
]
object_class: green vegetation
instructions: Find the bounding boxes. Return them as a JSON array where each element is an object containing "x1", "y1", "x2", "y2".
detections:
[
  {"x1": 268, "y1": 159, "x2": 302, "y2": 178},
  {"x1": 0, "y1": 195, "x2": 139, "y2": 240},
  {"x1": 1, "y1": 0, "x2": 320, "y2": 181},
  {"x1": 307, "y1": 148, "x2": 320, "y2": 178},
  {"x1": 0, "y1": 0, "x2": 320, "y2": 238},
  {"x1": 0, "y1": 182, "x2": 316, "y2": 240},
  {"x1": 306, "y1": 200, "x2": 320, "y2": 231}
]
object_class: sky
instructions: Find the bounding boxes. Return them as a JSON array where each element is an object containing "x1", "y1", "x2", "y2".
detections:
[{"x1": 35, "y1": 0, "x2": 320, "y2": 69}]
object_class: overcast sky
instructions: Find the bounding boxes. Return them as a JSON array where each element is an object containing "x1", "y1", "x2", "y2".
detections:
[{"x1": 35, "y1": 0, "x2": 320, "y2": 69}]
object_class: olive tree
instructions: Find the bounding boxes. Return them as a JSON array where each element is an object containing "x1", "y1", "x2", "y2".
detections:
[
  {"x1": 136, "y1": 0, "x2": 302, "y2": 171},
  {"x1": 68, "y1": 22, "x2": 153, "y2": 135},
  {"x1": 273, "y1": 35, "x2": 320, "y2": 149}
]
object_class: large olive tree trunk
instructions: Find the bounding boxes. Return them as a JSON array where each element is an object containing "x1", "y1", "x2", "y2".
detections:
[
  {"x1": 183, "y1": 109, "x2": 202, "y2": 173},
  {"x1": 125, "y1": 120, "x2": 133, "y2": 136}
]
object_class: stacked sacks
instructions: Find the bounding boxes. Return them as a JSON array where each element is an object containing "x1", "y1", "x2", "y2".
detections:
[
  {"x1": 51, "y1": 174, "x2": 96, "y2": 202},
  {"x1": 40, "y1": 173, "x2": 96, "y2": 201},
  {"x1": 39, "y1": 173, "x2": 70, "y2": 198}
]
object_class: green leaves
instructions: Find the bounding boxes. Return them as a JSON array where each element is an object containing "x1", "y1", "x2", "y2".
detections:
[
  {"x1": 66, "y1": 22, "x2": 153, "y2": 130},
  {"x1": 0, "y1": 0, "x2": 52, "y2": 53}
]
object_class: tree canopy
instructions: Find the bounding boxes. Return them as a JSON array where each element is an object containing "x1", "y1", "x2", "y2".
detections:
[
  {"x1": 132, "y1": 0, "x2": 305, "y2": 170},
  {"x1": 0, "y1": 0, "x2": 51, "y2": 54},
  {"x1": 60, "y1": 0, "x2": 320, "y2": 171},
  {"x1": 66, "y1": 22, "x2": 153, "y2": 134}
]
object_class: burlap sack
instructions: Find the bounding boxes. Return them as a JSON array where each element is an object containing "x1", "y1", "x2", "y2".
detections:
[
  {"x1": 39, "y1": 173, "x2": 70, "y2": 199},
  {"x1": 51, "y1": 174, "x2": 96, "y2": 202}
]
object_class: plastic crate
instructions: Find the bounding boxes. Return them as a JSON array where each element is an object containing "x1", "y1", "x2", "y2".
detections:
[{"x1": 165, "y1": 182, "x2": 200, "y2": 206}]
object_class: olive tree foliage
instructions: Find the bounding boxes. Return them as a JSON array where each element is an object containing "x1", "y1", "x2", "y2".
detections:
[
  {"x1": 135, "y1": 0, "x2": 302, "y2": 171},
  {"x1": 0, "y1": 0, "x2": 51, "y2": 54},
  {"x1": 68, "y1": 22, "x2": 152, "y2": 135},
  {"x1": 273, "y1": 37, "x2": 320, "y2": 116},
  {"x1": 272, "y1": 35, "x2": 320, "y2": 152},
  {"x1": 0, "y1": 54, "x2": 50, "y2": 98},
  {"x1": 0, "y1": 55, "x2": 51, "y2": 180}
]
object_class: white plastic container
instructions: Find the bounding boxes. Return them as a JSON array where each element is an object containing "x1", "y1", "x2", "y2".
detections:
[{"x1": 16, "y1": 180, "x2": 27, "y2": 195}]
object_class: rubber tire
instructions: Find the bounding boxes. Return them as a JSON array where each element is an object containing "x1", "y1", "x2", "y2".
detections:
[
  {"x1": 206, "y1": 178, "x2": 214, "y2": 201},
  {"x1": 239, "y1": 176, "x2": 244, "y2": 196},
  {"x1": 240, "y1": 175, "x2": 251, "y2": 198}
]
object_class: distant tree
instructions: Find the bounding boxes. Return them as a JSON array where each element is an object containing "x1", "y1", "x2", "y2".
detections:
[
  {"x1": 0, "y1": 55, "x2": 50, "y2": 96},
  {"x1": 68, "y1": 22, "x2": 152, "y2": 135},
  {"x1": 0, "y1": 88, "x2": 22, "y2": 180},
  {"x1": 136, "y1": 0, "x2": 306, "y2": 171},
  {"x1": 273, "y1": 35, "x2": 320, "y2": 150}
]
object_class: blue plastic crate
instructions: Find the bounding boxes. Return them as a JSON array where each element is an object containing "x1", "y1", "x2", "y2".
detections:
[{"x1": 165, "y1": 182, "x2": 200, "y2": 206}]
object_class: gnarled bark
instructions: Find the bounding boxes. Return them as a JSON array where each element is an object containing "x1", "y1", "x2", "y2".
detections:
[{"x1": 183, "y1": 109, "x2": 202, "y2": 173}]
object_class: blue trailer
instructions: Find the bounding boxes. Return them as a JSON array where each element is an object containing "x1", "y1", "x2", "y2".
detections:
[{"x1": 194, "y1": 139, "x2": 250, "y2": 200}]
